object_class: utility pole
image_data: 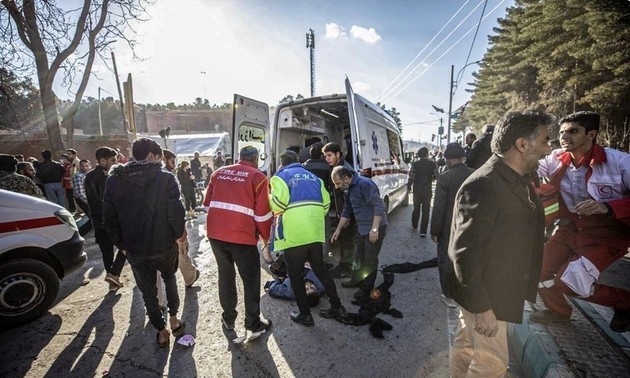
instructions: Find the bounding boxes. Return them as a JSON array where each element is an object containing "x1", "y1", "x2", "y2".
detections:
[
  {"x1": 447, "y1": 65, "x2": 454, "y2": 143},
  {"x1": 98, "y1": 87, "x2": 103, "y2": 135},
  {"x1": 306, "y1": 28, "x2": 315, "y2": 97}
]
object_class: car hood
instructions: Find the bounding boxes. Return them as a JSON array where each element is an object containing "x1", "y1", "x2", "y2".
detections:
[{"x1": 0, "y1": 189, "x2": 63, "y2": 214}]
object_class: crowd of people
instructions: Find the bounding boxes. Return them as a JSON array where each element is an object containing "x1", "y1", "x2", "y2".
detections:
[{"x1": 0, "y1": 110, "x2": 628, "y2": 376}]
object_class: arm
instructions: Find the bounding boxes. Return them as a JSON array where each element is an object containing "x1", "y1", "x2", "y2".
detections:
[
  {"x1": 430, "y1": 174, "x2": 447, "y2": 241},
  {"x1": 166, "y1": 175, "x2": 186, "y2": 240},
  {"x1": 331, "y1": 217, "x2": 350, "y2": 243},
  {"x1": 320, "y1": 179, "x2": 330, "y2": 214},
  {"x1": 253, "y1": 175, "x2": 273, "y2": 241},
  {"x1": 102, "y1": 177, "x2": 123, "y2": 249},
  {"x1": 407, "y1": 163, "x2": 416, "y2": 190},
  {"x1": 365, "y1": 181, "x2": 385, "y2": 243}
]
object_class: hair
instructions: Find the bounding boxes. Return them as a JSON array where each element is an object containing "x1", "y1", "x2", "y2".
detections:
[
  {"x1": 66, "y1": 148, "x2": 77, "y2": 155},
  {"x1": 60, "y1": 153, "x2": 69, "y2": 160},
  {"x1": 322, "y1": 142, "x2": 342, "y2": 155},
  {"x1": 465, "y1": 133, "x2": 476, "y2": 140},
  {"x1": 41, "y1": 150, "x2": 52, "y2": 160},
  {"x1": 79, "y1": 159, "x2": 89, "y2": 165},
  {"x1": 0, "y1": 154, "x2": 18, "y2": 171},
  {"x1": 331, "y1": 165, "x2": 353, "y2": 180},
  {"x1": 306, "y1": 137, "x2": 322, "y2": 146},
  {"x1": 194, "y1": 151, "x2": 200, "y2": 155},
  {"x1": 16, "y1": 162, "x2": 31, "y2": 174},
  {"x1": 559, "y1": 111, "x2": 600, "y2": 133},
  {"x1": 305, "y1": 282, "x2": 321, "y2": 307},
  {"x1": 417, "y1": 147, "x2": 429, "y2": 158},
  {"x1": 179, "y1": 160, "x2": 189, "y2": 168},
  {"x1": 491, "y1": 111, "x2": 554, "y2": 154},
  {"x1": 239, "y1": 145, "x2": 259, "y2": 162},
  {"x1": 309, "y1": 142, "x2": 324, "y2": 159},
  {"x1": 14, "y1": 154, "x2": 24, "y2": 160},
  {"x1": 482, "y1": 124, "x2": 495, "y2": 135},
  {"x1": 95, "y1": 146, "x2": 118, "y2": 161},
  {"x1": 280, "y1": 150, "x2": 299, "y2": 166},
  {"x1": 132, "y1": 138, "x2": 162, "y2": 160},
  {"x1": 163, "y1": 149, "x2": 176, "y2": 160}
]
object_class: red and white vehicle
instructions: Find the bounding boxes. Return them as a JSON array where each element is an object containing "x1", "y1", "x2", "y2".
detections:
[{"x1": 0, "y1": 189, "x2": 86, "y2": 328}]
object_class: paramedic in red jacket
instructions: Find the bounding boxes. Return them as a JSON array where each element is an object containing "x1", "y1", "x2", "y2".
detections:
[
  {"x1": 531, "y1": 111, "x2": 630, "y2": 333},
  {"x1": 203, "y1": 145, "x2": 273, "y2": 335}
]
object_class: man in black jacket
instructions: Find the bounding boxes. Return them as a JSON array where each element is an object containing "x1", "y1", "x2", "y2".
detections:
[
  {"x1": 85, "y1": 147, "x2": 126, "y2": 292},
  {"x1": 304, "y1": 142, "x2": 333, "y2": 262},
  {"x1": 35, "y1": 150, "x2": 65, "y2": 207},
  {"x1": 407, "y1": 147, "x2": 437, "y2": 237},
  {"x1": 449, "y1": 111, "x2": 552, "y2": 377},
  {"x1": 466, "y1": 124, "x2": 494, "y2": 169},
  {"x1": 103, "y1": 138, "x2": 187, "y2": 347},
  {"x1": 430, "y1": 143, "x2": 473, "y2": 308}
]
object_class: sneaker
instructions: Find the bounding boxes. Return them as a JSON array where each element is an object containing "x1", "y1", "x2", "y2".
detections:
[
  {"x1": 319, "y1": 306, "x2": 346, "y2": 319},
  {"x1": 290, "y1": 311, "x2": 315, "y2": 326},
  {"x1": 420, "y1": 234, "x2": 427, "y2": 238},
  {"x1": 248, "y1": 318, "x2": 272, "y2": 333},
  {"x1": 610, "y1": 308, "x2": 630, "y2": 333},
  {"x1": 440, "y1": 294, "x2": 458, "y2": 309},
  {"x1": 329, "y1": 265, "x2": 351, "y2": 279},
  {"x1": 105, "y1": 273, "x2": 123, "y2": 288},
  {"x1": 529, "y1": 309, "x2": 570, "y2": 325},
  {"x1": 221, "y1": 316, "x2": 235, "y2": 330},
  {"x1": 341, "y1": 279, "x2": 363, "y2": 288}
]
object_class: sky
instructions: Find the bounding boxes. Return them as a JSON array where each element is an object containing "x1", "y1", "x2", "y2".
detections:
[{"x1": 60, "y1": 0, "x2": 516, "y2": 142}]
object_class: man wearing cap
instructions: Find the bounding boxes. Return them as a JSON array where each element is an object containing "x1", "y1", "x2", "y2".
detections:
[
  {"x1": 466, "y1": 124, "x2": 495, "y2": 169},
  {"x1": 0, "y1": 154, "x2": 43, "y2": 198},
  {"x1": 102, "y1": 138, "x2": 187, "y2": 347},
  {"x1": 430, "y1": 143, "x2": 473, "y2": 308},
  {"x1": 407, "y1": 147, "x2": 437, "y2": 237},
  {"x1": 203, "y1": 145, "x2": 273, "y2": 336}
]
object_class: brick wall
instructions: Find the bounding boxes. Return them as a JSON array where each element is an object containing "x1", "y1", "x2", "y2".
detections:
[{"x1": 0, "y1": 134, "x2": 131, "y2": 161}]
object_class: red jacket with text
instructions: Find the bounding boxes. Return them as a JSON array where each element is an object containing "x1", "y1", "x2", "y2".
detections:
[{"x1": 203, "y1": 160, "x2": 272, "y2": 245}]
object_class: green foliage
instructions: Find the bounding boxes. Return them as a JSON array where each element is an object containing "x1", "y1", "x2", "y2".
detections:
[
  {"x1": 376, "y1": 102, "x2": 403, "y2": 132},
  {"x1": 0, "y1": 67, "x2": 43, "y2": 131},
  {"x1": 463, "y1": 0, "x2": 630, "y2": 150}
]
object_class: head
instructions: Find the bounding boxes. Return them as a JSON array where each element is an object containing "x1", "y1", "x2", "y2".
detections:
[
  {"x1": 66, "y1": 149, "x2": 77, "y2": 160},
  {"x1": 306, "y1": 137, "x2": 322, "y2": 147},
  {"x1": 0, "y1": 154, "x2": 18, "y2": 172},
  {"x1": 17, "y1": 162, "x2": 35, "y2": 178},
  {"x1": 548, "y1": 139, "x2": 561, "y2": 150},
  {"x1": 194, "y1": 151, "x2": 200, "y2": 159},
  {"x1": 443, "y1": 143, "x2": 466, "y2": 168},
  {"x1": 41, "y1": 150, "x2": 52, "y2": 160},
  {"x1": 239, "y1": 145, "x2": 259, "y2": 165},
  {"x1": 279, "y1": 150, "x2": 299, "y2": 167},
  {"x1": 79, "y1": 159, "x2": 91, "y2": 173},
  {"x1": 417, "y1": 147, "x2": 429, "y2": 159},
  {"x1": 163, "y1": 149, "x2": 176, "y2": 171},
  {"x1": 465, "y1": 133, "x2": 477, "y2": 147},
  {"x1": 309, "y1": 142, "x2": 324, "y2": 160},
  {"x1": 491, "y1": 111, "x2": 553, "y2": 173},
  {"x1": 14, "y1": 154, "x2": 24, "y2": 162},
  {"x1": 558, "y1": 111, "x2": 599, "y2": 154},
  {"x1": 482, "y1": 124, "x2": 495, "y2": 135},
  {"x1": 95, "y1": 147, "x2": 118, "y2": 170},
  {"x1": 331, "y1": 165, "x2": 354, "y2": 191},
  {"x1": 132, "y1": 138, "x2": 163, "y2": 161},
  {"x1": 305, "y1": 280, "x2": 321, "y2": 307},
  {"x1": 179, "y1": 161, "x2": 190, "y2": 170},
  {"x1": 60, "y1": 153, "x2": 69, "y2": 164},
  {"x1": 322, "y1": 142, "x2": 343, "y2": 167}
]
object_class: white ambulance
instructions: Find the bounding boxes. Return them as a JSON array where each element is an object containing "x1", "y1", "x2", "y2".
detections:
[
  {"x1": 231, "y1": 78, "x2": 409, "y2": 213},
  {"x1": 0, "y1": 189, "x2": 86, "y2": 328}
]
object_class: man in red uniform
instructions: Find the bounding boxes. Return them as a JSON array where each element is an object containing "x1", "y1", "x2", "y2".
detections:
[
  {"x1": 531, "y1": 111, "x2": 630, "y2": 332},
  {"x1": 203, "y1": 146, "x2": 273, "y2": 336}
]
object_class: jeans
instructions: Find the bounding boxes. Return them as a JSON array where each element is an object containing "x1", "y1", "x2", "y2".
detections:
[
  {"x1": 94, "y1": 227, "x2": 126, "y2": 276},
  {"x1": 412, "y1": 191, "x2": 432, "y2": 233},
  {"x1": 129, "y1": 243, "x2": 180, "y2": 331},
  {"x1": 44, "y1": 182, "x2": 65, "y2": 208},
  {"x1": 210, "y1": 238, "x2": 263, "y2": 330},
  {"x1": 355, "y1": 225, "x2": 387, "y2": 294},
  {"x1": 284, "y1": 242, "x2": 341, "y2": 315}
]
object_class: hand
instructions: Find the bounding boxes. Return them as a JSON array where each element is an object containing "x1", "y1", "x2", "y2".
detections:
[
  {"x1": 331, "y1": 229, "x2": 341, "y2": 243},
  {"x1": 176, "y1": 230, "x2": 188, "y2": 243},
  {"x1": 574, "y1": 199, "x2": 608, "y2": 216},
  {"x1": 474, "y1": 309, "x2": 498, "y2": 337},
  {"x1": 369, "y1": 229, "x2": 379, "y2": 243},
  {"x1": 431, "y1": 235, "x2": 438, "y2": 244}
]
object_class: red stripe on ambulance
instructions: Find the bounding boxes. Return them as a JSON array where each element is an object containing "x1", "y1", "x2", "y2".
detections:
[{"x1": 0, "y1": 217, "x2": 63, "y2": 234}]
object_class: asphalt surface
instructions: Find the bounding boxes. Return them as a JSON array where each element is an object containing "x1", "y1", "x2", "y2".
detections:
[{"x1": 0, "y1": 202, "x2": 472, "y2": 378}]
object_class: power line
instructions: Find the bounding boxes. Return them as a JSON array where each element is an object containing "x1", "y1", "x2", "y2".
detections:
[{"x1": 455, "y1": 0, "x2": 489, "y2": 93}]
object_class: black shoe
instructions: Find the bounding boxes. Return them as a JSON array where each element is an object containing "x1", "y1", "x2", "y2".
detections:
[
  {"x1": 290, "y1": 311, "x2": 314, "y2": 326},
  {"x1": 610, "y1": 308, "x2": 630, "y2": 333},
  {"x1": 248, "y1": 318, "x2": 272, "y2": 333},
  {"x1": 329, "y1": 264, "x2": 351, "y2": 278},
  {"x1": 528, "y1": 309, "x2": 570, "y2": 325},
  {"x1": 341, "y1": 279, "x2": 363, "y2": 288},
  {"x1": 420, "y1": 234, "x2": 427, "y2": 238},
  {"x1": 319, "y1": 305, "x2": 346, "y2": 319},
  {"x1": 221, "y1": 315, "x2": 235, "y2": 330}
]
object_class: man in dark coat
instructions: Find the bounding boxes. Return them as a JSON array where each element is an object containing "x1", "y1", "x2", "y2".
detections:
[
  {"x1": 407, "y1": 147, "x2": 437, "y2": 236},
  {"x1": 449, "y1": 111, "x2": 552, "y2": 377},
  {"x1": 466, "y1": 124, "x2": 494, "y2": 169},
  {"x1": 429, "y1": 143, "x2": 473, "y2": 308}
]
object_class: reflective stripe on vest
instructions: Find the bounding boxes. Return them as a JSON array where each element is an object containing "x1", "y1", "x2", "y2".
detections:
[{"x1": 209, "y1": 200, "x2": 272, "y2": 222}]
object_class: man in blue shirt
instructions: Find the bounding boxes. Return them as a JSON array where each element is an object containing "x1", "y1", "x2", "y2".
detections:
[{"x1": 331, "y1": 166, "x2": 388, "y2": 300}]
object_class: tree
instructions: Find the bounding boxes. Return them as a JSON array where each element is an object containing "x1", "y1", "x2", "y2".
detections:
[
  {"x1": 0, "y1": 66, "x2": 42, "y2": 131},
  {"x1": 0, "y1": 0, "x2": 151, "y2": 152},
  {"x1": 376, "y1": 102, "x2": 403, "y2": 132}
]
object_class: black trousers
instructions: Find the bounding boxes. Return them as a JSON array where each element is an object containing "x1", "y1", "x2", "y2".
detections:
[
  {"x1": 183, "y1": 191, "x2": 196, "y2": 211},
  {"x1": 210, "y1": 238, "x2": 262, "y2": 331},
  {"x1": 65, "y1": 188, "x2": 76, "y2": 212},
  {"x1": 284, "y1": 242, "x2": 342, "y2": 315},
  {"x1": 129, "y1": 243, "x2": 179, "y2": 331},
  {"x1": 355, "y1": 226, "x2": 387, "y2": 294},
  {"x1": 436, "y1": 236, "x2": 454, "y2": 298},
  {"x1": 94, "y1": 227, "x2": 126, "y2": 276},
  {"x1": 337, "y1": 222, "x2": 357, "y2": 269},
  {"x1": 412, "y1": 191, "x2": 432, "y2": 233}
]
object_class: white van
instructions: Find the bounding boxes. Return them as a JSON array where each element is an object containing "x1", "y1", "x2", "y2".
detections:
[
  {"x1": 0, "y1": 189, "x2": 86, "y2": 328},
  {"x1": 231, "y1": 78, "x2": 409, "y2": 213}
]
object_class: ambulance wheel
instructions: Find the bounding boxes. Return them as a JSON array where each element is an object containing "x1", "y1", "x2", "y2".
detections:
[
  {"x1": 383, "y1": 197, "x2": 390, "y2": 213},
  {"x1": 0, "y1": 259, "x2": 60, "y2": 329}
]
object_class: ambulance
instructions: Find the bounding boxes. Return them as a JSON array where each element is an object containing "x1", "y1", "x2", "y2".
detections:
[
  {"x1": 0, "y1": 190, "x2": 86, "y2": 328},
  {"x1": 231, "y1": 78, "x2": 409, "y2": 213}
]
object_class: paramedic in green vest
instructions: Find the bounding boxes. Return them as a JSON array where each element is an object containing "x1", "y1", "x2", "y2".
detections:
[{"x1": 270, "y1": 150, "x2": 346, "y2": 327}]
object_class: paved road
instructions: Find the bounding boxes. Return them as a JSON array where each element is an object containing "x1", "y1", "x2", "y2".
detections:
[{"x1": 0, "y1": 202, "x2": 515, "y2": 377}]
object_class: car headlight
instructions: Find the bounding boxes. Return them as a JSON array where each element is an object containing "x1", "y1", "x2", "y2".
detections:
[{"x1": 54, "y1": 209, "x2": 78, "y2": 232}]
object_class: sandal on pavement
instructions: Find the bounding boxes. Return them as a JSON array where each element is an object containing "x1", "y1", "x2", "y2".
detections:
[{"x1": 172, "y1": 320, "x2": 186, "y2": 338}]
